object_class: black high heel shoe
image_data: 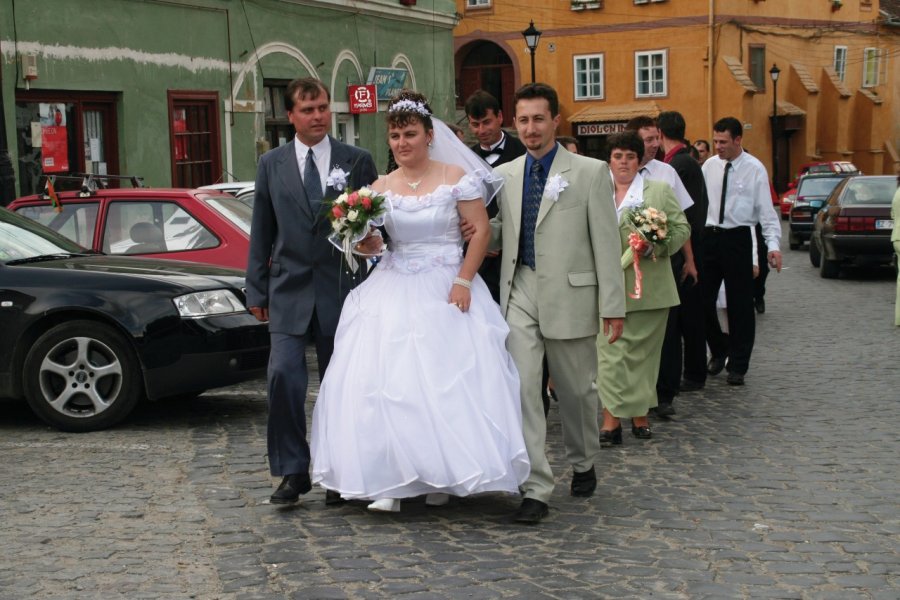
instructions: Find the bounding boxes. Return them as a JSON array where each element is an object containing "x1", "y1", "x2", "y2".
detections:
[
  {"x1": 631, "y1": 424, "x2": 652, "y2": 439},
  {"x1": 599, "y1": 425, "x2": 623, "y2": 446}
]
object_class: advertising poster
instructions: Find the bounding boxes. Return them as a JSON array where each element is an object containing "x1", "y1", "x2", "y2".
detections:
[{"x1": 40, "y1": 103, "x2": 69, "y2": 173}]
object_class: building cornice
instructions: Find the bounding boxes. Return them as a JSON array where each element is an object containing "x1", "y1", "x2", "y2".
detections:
[{"x1": 277, "y1": 0, "x2": 458, "y2": 28}]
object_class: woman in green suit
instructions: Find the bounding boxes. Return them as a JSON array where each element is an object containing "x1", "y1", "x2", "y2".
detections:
[{"x1": 597, "y1": 131, "x2": 691, "y2": 444}]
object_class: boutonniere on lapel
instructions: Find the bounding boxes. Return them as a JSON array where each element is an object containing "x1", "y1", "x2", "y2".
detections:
[
  {"x1": 326, "y1": 166, "x2": 349, "y2": 191},
  {"x1": 543, "y1": 174, "x2": 569, "y2": 202}
]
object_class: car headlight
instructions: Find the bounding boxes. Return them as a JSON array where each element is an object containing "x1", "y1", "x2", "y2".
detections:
[{"x1": 173, "y1": 290, "x2": 245, "y2": 317}]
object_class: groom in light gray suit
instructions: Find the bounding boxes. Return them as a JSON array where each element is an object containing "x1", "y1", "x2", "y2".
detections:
[
  {"x1": 246, "y1": 78, "x2": 377, "y2": 505},
  {"x1": 490, "y1": 84, "x2": 625, "y2": 523}
]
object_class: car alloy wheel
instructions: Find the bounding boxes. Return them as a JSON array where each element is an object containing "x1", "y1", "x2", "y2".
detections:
[{"x1": 23, "y1": 321, "x2": 143, "y2": 432}]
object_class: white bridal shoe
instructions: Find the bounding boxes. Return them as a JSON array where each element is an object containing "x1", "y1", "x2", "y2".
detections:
[
  {"x1": 425, "y1": 493, "x2": 449, "y2": 506},
  {"x1": 367, "y1": 498, "x2": 401, "y2": 512}
]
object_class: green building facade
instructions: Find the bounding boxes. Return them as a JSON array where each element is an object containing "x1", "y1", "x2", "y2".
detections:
[{"x1": 0, "y1": 0, "x2": 458, "y2": 200}]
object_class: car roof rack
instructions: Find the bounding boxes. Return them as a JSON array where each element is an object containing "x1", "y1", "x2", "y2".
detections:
[{"x1": 42, "y1": 173, "x2": 145, "y2": 198}]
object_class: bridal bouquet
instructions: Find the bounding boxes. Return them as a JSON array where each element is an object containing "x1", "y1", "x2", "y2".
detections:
[
  {"x1": 325, "y1": 186, "x2": 389, "y2": 272},
  {"x1": 620, "y1": 204, "x2": 668, "y2": 299}
]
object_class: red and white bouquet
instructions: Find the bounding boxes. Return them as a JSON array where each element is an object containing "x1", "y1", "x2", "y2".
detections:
[
  {"x1": 620, "y1": 204, "x2": 668, "y2": 299},
  {"x1": 325, "y1": 186, "x2": 389, "y2": 272}
]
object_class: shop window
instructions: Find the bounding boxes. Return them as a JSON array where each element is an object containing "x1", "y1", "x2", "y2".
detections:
[
  {"x1": 263, "y1": 81, "x2": 294, "y2": 149},
  {"x1": 168, "y1": 91, "x2": 222, "y2": 187},
  {"x1": 14, "y1": 91, "x2": 119, "y2": 196}
]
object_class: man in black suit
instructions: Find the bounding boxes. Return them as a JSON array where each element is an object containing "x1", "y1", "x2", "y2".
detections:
[
  {"x1": 246, "y1": 78, "x2": 377, "y2": 505},
  {"x1": 654, "y1": 111, "x2": 709, "y2": 417},
  {"x1": 464, "y1": 90, "x2": 526, "y2": 303}
]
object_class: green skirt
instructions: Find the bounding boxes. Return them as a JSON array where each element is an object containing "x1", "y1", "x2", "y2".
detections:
[{"x1": 596, "y1": 308, "x2": 669, "y2": 418}]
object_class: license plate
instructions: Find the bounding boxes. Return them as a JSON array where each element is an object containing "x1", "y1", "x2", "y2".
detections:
[
  {"x1": 810, "y1": 200, "x2": 823, "y2": 208},
  {"x1": 875, "y1": 219, "x2": 893, "y2": 230}
]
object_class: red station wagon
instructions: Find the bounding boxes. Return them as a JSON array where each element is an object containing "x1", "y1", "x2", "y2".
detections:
[{"x1": 9, "y1": 175, "x2": 251, "y2": 270}]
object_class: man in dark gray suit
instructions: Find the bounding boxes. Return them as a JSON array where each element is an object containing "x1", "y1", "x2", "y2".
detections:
[{"x1": 246, "y1": 78, "x2": 377, "y2": 505}]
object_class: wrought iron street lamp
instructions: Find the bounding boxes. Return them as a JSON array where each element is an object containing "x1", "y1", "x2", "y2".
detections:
[
  {"x1": 769, "y1": 63, "x2": 781, "y2": 192},
  {"x1": 522, "y1": 21, "x2": 542, "y2": 83}
]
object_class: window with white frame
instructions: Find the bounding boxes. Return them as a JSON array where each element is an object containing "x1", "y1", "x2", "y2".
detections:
[
  {"x1": 862, "y1": 47, "x2": 880, "y2": 87},
  {"x1": 466, "y1": 0, "x2": 491, "y2": 7},
  {"x1": 833, "y1": 46, "x2": 847, "y2": 82},
  {"x1": 574, "y1": 54, "x2": 605, "y2": 100},
  {"x1": 635, "y1": 50, "x2": 667, "y2": 97}
]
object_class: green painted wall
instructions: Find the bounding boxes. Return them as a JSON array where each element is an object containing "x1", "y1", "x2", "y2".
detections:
[{"x1": 0, "y1": 0, "x2": 458, "y2": 194}]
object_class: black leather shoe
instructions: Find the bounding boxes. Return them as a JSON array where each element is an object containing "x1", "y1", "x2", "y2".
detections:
[
  {"x1": 679, "y1": 378, "x2": 705, "y2": 392},
  {"x1": 324, "y1": 490, "x2": 346, "y2": 506},
  {"x1": 513, "y1": 498, "x2": 549, "y2": 524},
  {"x1": 653, "y1": 403, "x2": 676, "y2": 419},
  {"x1": 726, "y1": 372, "x2": 745, "y2": 386},
  {"x1": 631, "y1": 424, "x2": 652, "y2": 439},
  {"x1": 755, "y1": 297, "x2": 766, "y2": 314},
  {"x1": 570, "y1": 466, "x2": 597, "y2": 497},
  {"x1": 599, "y1": 425, "x2": 623, "y2": 447},
  {"x1": 270, "y1": 474, "x2": 311, "y2": 504},
  {"x1": 707, "y1": 357, "x2": 726, "y2": 375}
]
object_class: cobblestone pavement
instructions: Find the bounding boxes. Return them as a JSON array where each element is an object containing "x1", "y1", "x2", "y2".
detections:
[{"x1": 2, "y1": 231, "x2": 899, "y2": 599}]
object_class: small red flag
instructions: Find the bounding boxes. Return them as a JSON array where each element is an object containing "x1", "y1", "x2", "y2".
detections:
[{"x1": 46, "y1": 178, "x2": 62, "y2": 213}]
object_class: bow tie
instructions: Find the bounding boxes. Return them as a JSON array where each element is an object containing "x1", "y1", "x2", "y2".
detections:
[{"x1": 477, "y1": 145, "x2": 500, "y2": 159}]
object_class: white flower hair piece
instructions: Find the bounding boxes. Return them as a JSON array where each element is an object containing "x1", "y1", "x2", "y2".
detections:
[
  {"x1": 326, "y1": 166, "x2": 349, "y2": 191},
  {"x1": 543, "y1": 174, "x2": 569, "y2": 202},
  {"x1": 388, "y1": 99, "x2": 431, "y2": 117}
]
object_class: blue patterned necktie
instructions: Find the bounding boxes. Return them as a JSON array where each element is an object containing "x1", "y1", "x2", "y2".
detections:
[
  {"x1": 521, "y1": 160, "x2": 544, "y2": 269},
  {"x1": 304, "y1": 148, "x2": 323, "y2": 212}
]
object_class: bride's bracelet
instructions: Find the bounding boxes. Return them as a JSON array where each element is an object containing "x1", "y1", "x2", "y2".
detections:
[{"x1": 453, "y1": 276, "x2": 472, "y2": 289}]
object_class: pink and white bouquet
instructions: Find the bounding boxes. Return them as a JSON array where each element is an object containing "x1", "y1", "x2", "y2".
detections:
[
  {"x1": 325, "y1": 187, "x2": 389, "y2": 272},
  {"x1": 620, "y1": 204, "x2": 668, "y2": 299}
]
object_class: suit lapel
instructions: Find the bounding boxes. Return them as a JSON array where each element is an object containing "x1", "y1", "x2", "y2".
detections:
[
  {"x1": 278, "y1": 141, "x2": 314, "y2": 221},
  {"x1": 505, "y1": 158, "x2": 526, "y2": 240},
  {"x1": 536, "y1": 147, "x2": 571, "y2": 228},
  {"x1": 325, "y1": 136, "x2": 351, "y2": 199}
]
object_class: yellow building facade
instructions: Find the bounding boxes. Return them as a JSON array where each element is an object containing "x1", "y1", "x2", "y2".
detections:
[{"x1": 454, "y1": 0, "x2": 899, "y2": 191}]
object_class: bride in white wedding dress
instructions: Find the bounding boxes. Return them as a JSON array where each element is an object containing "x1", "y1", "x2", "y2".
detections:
[{"x1": 310, "y1": 91, "x2": 530, "y2": 512}]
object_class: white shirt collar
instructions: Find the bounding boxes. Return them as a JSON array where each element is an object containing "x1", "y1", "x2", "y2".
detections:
[{"x1": 617, "y1": 172, "x2": 645, "y2": 218}]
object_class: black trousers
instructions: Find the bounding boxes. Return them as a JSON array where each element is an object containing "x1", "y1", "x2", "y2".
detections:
[
  {"x1": 656, "y1": 250, "x2": 707, "y2": 403},
  {"x1": 702, "y1": 226, "x2": 755, "y2": 376},
  {"x1": 266, "y1": 309, "x2": 334, "y2": 476}
]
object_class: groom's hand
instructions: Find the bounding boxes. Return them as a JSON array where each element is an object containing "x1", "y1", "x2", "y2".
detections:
[
  {"x1": 602, "y1": 317, "x2": 624, "y2": 344},
  {"x1": 249, "y1": 306, "x2": 269, "y2": 322},
  {"x1": 459, "y1": 217, "x2": 476, "y2": 242},
  {"x1": 354, "y1": 229, "x2": 385, "y2": 256}
]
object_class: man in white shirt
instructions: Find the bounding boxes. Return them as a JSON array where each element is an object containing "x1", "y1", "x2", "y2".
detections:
[{"x1": 701, "y1": 117, "x2": 782, "y2": 386}]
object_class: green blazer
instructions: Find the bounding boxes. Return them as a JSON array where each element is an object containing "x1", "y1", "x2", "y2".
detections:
[
  {"x1": 490, "y1": 145, "x2": 626, "y2": 340},
  {"x1": 619, "y1": 178, "x2": 691, "y2": 313}
]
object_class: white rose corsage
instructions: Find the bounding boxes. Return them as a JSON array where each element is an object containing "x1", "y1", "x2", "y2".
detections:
[
  {"x1": 543, "y1": 174, "x2": 569, "y2": 202},
  {"x1": 326, "y1": 166, "x2": 349, "y2": 191}
]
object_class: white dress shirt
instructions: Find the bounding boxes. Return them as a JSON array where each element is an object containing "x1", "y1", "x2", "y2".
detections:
[
  {"x1": 295, "y1": 135, "x2": 331, "y2": 194},
  {"x1": 479, "y1": 131, "x2": 508, "y2": 166},
  {"x1": 702, "y1": 150, "x2": 781, "y2": 252},
  {"x1": 640, "y1": 159, "x2": 694, "y2": 211}
]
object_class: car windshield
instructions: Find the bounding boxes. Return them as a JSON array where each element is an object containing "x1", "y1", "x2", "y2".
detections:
[
  {"x1": 204, "y1": 195, "x2": 252, "y2": 235},
  {"x1": 843, "y1": 177, "x2": 897, "y2": 205},
  {"x1": 0, "y1": 208, "x2": 88, "y2": 263},
  {"x1": 798, "y1": 178, "x2": 842, "y2": 197}
]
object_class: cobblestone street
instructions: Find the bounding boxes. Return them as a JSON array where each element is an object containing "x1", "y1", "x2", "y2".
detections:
[{"x1": 2, "y1": 235, "x2": 899, "y2": 600}]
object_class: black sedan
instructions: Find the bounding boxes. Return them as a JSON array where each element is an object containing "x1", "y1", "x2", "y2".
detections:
[
  {"x1": 788, "y1": 173, "x2": 851, "y2": 250},
  {"x1": 0, "y1": 208, "x2": 269, "y2": 432},
  {"x1": 809, "y1": 175, "x2": 896, "y2": 278}
]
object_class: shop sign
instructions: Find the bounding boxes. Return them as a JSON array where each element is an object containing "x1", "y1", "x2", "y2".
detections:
[
  {"x1": 575, "y1": 122, "x2": 627, "y2": 136},
  {"x1": 348, "y1": 84, "x2": 377, "y2": 114},
  {"x1": 367, "y1": 68, "x2": 409, "y2": 100}
]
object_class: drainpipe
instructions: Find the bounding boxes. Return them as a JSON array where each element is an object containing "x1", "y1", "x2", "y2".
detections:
[{"x1": 0, "y1": 36, "x2": 17, "y2": 205}]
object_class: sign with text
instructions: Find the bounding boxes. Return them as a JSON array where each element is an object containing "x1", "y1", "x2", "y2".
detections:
[
  {"x1": 348, "y1": 84, "x2": 377, "y2": 114},
  {"x1": 575, "y1": 122, "x2": 627, "y2": 136},
  {"x1": 367, "y1": 67, "x2": 409, "y2": 100}
]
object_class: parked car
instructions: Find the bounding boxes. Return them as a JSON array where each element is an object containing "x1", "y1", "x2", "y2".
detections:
[
  {"x1": 781, "y1": 161, "x2": 860, "y2": 218},
  {"x1": 0, "y1": 208, "x2": 269, "y2": 432},
  {"x1": 9, "y1": 175, "x2": 251, "y2": 270},
  {"x1": 787, "y1": 173, "x2": 852, "y2": 249},
  {"x1": 235, "y1": 184, "x2": 255, "y2": 209},
  {"x1": 199, "y1": 181, "x2": 255, "y2": 196},
  {"x1": 809, "y1": 175, "x2": 896, "y2": 278}
]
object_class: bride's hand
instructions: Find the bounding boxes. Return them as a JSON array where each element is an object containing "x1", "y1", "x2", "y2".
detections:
[
  {"x1": 354, "y1": 228, "x2": 385, "y2": 256},
  {"x1": 449, "y1": 285, "x2": 471, "y2": 313}
]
